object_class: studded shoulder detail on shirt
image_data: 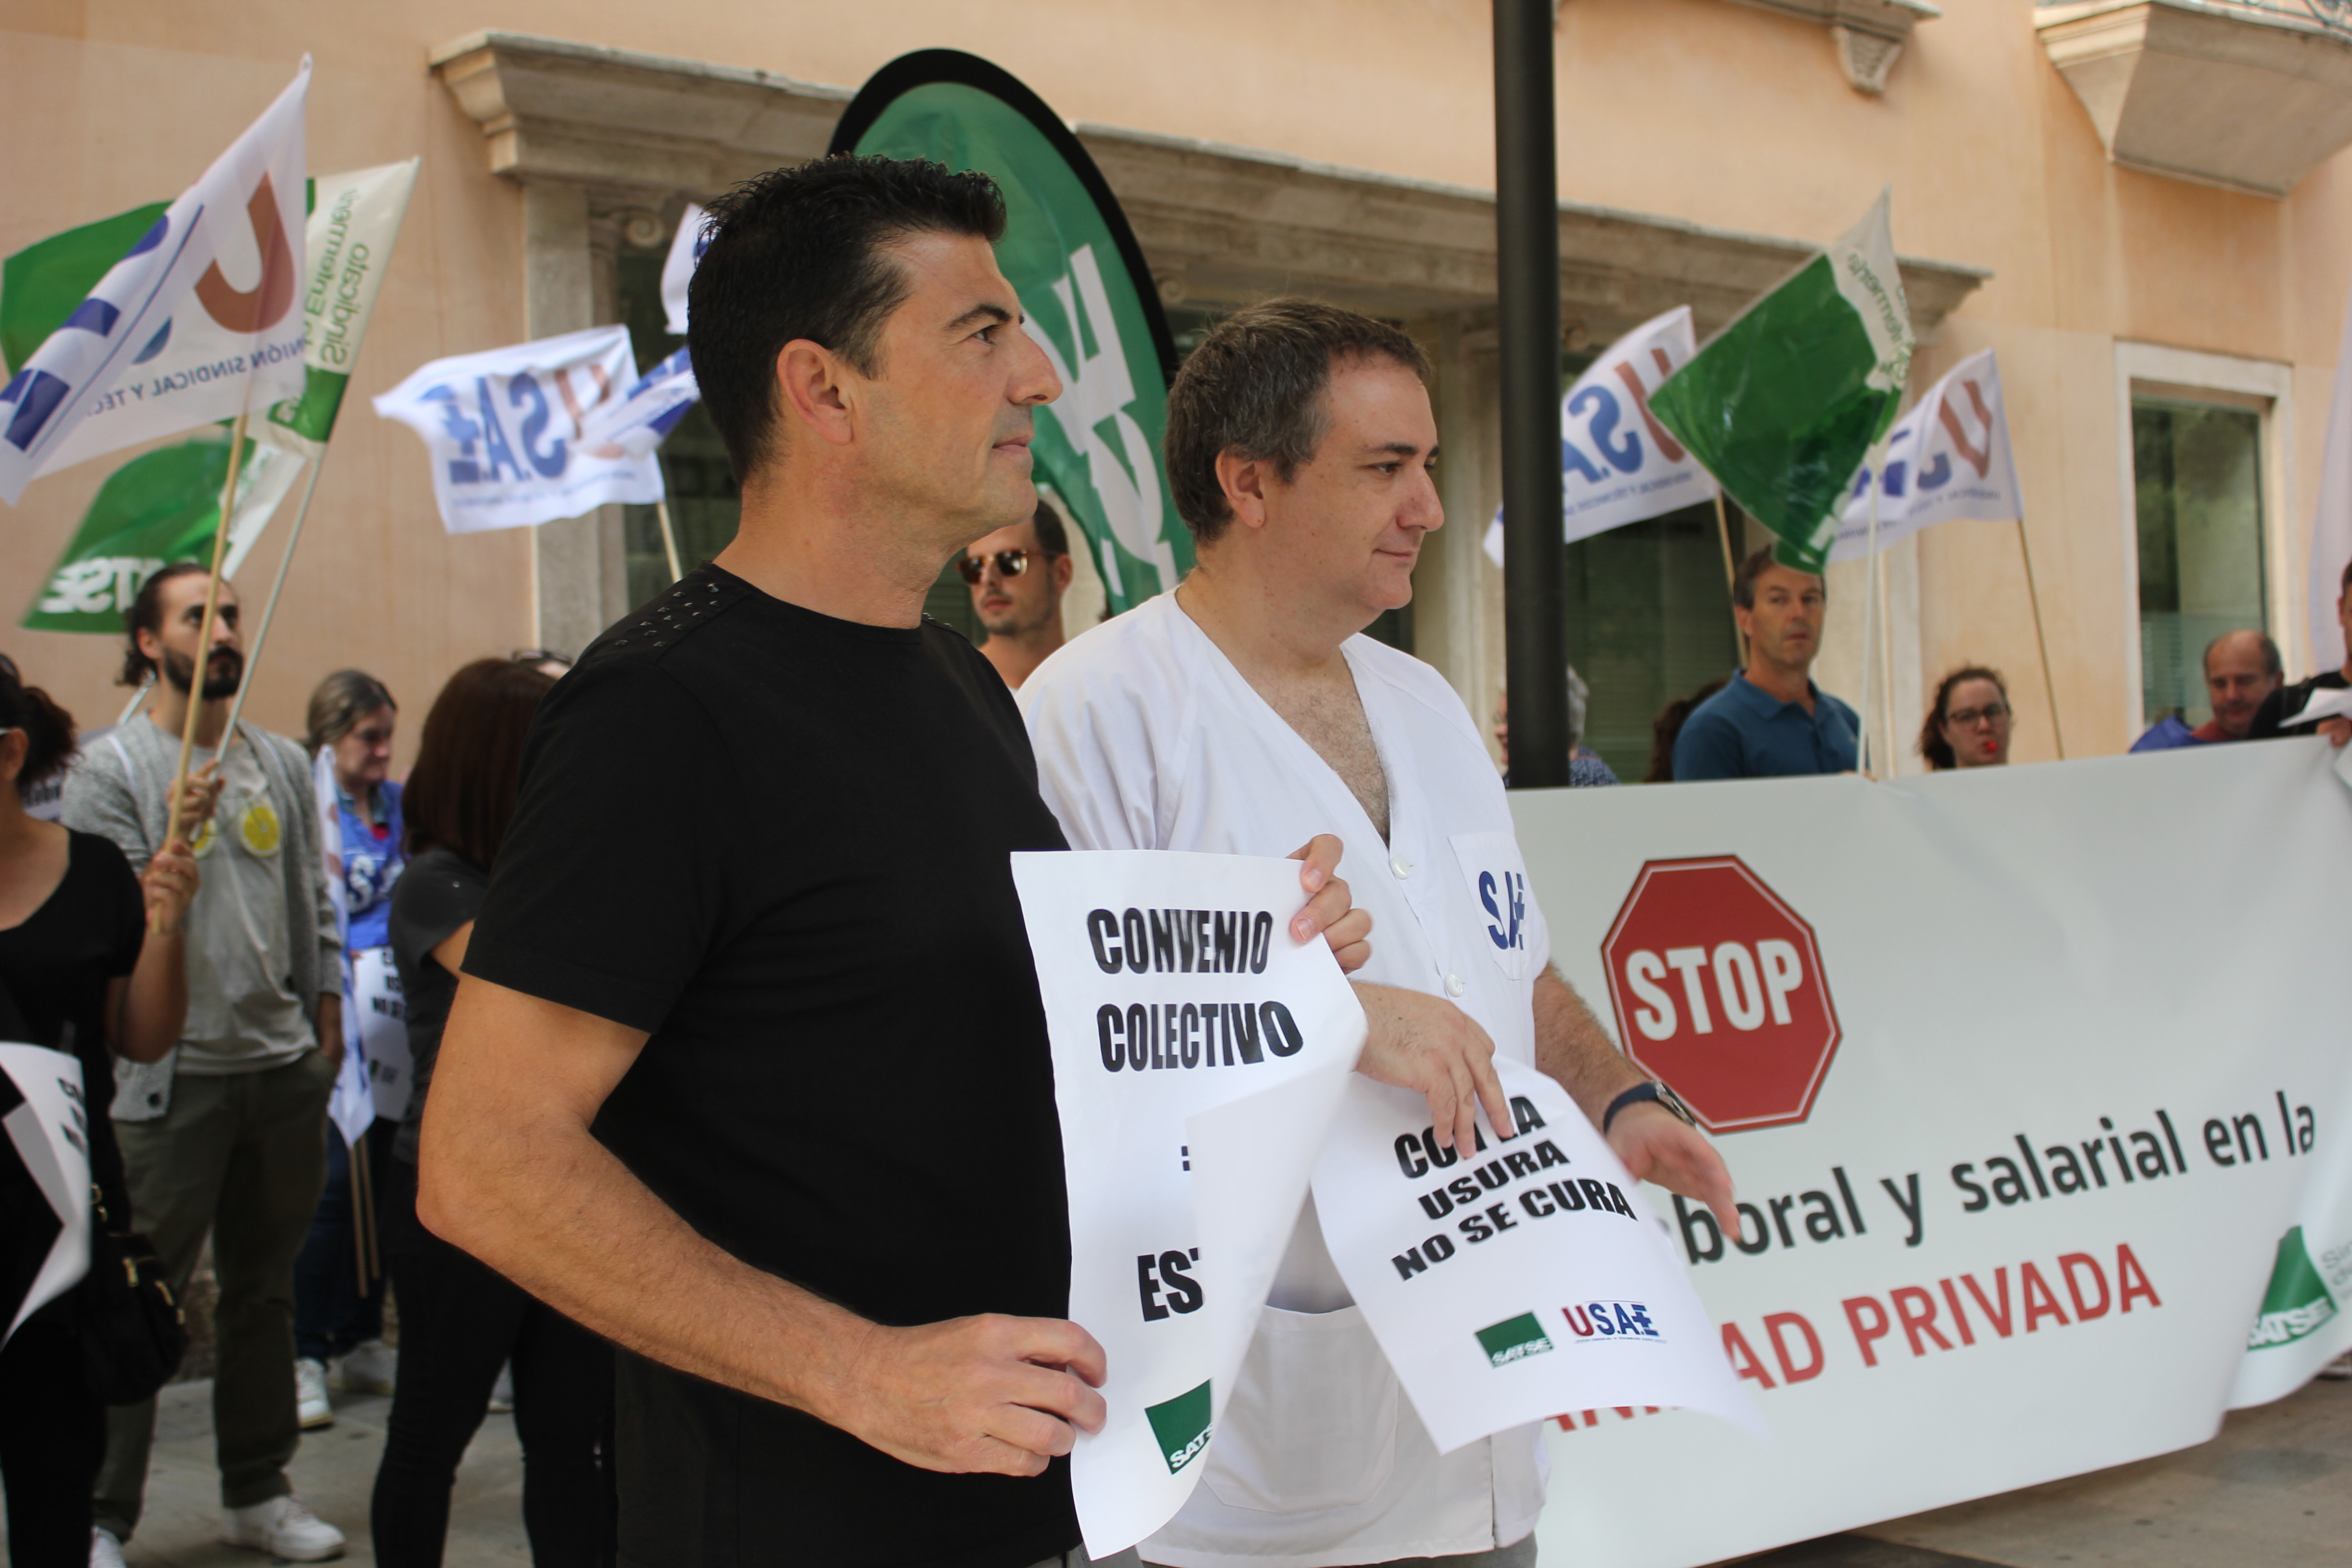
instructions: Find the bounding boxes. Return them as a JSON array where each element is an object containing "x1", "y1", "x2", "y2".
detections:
[{"x1": 578, "y1": 567, "x2": 745, "y2": 666}]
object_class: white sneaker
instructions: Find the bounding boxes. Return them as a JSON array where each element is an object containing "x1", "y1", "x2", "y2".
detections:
[
  {"x1": 90, "y1": 1526, "x2": 127, "y2": 1568},
  {"x1": 488, "y1": 1361, "x2": 514, "y2": 1413},
  {"x1": 328, "y1": 1338, "x2": 397, "y2": 1395},
  {"x1": 295, "y1": 1357, "x2": 333, "y2": 1430},
  {"x1": 222, "y1": 1495, "x2": 345, "y2": 1561}
]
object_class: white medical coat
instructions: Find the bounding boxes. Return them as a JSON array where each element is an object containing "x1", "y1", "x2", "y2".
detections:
[{"x1": 1021, "y1": 592, "x2": 1554, "y2": 1568}]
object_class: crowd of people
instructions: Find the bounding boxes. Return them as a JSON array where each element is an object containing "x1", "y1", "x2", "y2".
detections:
[{"x1": 0, "y1": 148, "x2": 2348, "y2": 1568}]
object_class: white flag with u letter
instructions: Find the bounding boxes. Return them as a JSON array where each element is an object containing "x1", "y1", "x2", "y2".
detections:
[
  {"x1": 1831, "y1": 349, "x2": 2022, "y2": 561},
  {"x1": 0, "y1": 60, "x2": 310, "y2": 501}
]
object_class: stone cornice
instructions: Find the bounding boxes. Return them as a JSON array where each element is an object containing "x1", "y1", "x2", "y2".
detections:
[{"x1": 431, "y1": 30, "x2": 1988, "y2": 341}]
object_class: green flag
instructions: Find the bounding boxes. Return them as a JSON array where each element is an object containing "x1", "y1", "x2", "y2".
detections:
[
  {"x1": 0, "y1": 202, "x2": 171, "y2": 378},
  {"x1": 1649, "y1": 191, "x2": 1914, "y2": 574},
  {"x1": 20, "y1": 427, "x2": 301, "y2": 634},
  {"x1": 835, "y1": 52, "x2": 1191, "y2": 613}
]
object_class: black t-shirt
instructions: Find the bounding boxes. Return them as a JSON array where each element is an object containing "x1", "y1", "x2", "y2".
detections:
[
  {"x1": 387, "y1": 848, "x2": 489, "y2": 1167},
  {"x1": 464, "y1": 566, "x2": 1077, "y2": 1568},
  {"x1": 2249, "y1": 670, "x2": 2351, "y2": 739},
  {"x1": 0, "y1": 830, "x2": 146, "y2": 1300}
]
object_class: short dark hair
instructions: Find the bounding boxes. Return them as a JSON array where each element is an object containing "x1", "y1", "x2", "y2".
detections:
[
  {"x1": 1032, "y1": 499, "x2": 1069, "y2": 559},
  {"x1": 1919, "y1": 665, "x2": 2007, "y2": 770},
  {"x1": 2203, "y1": 629, "x2": 2283, "y2": 678},
  {"x1": 119, "y1": 561, "x2": 217, "y2": 686},
  {"x1": 305, "y1": 669, "x2": 396, "y2": 755},
  {"x1": 0, "y1": 656, "x2": 78, "y2": 796},
  {"x1": 1165, "y1": 299, "x2": 1433, "y2": 546},
  {"x1": 688, "y1": 155, "x2": 1008, "y2": 483},
  {"x1": 402, "y1": 659, "x2": 557, "y2": 872},
  {"x1": 1732, "y1": 546, "x2": 1824, "y2": 611}
]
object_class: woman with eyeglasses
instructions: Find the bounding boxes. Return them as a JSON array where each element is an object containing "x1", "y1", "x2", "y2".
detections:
[
  {"x1": 0, "y1": 657, "x2": 198, "y2": 1568},
  {"x1": 1919, "y1": 666, "x2": 2013, "y2": 770}
]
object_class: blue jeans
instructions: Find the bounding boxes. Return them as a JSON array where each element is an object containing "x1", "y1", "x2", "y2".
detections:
[{"x1": 292, "y1": 1119, "x2": 394, "y2": 1362}]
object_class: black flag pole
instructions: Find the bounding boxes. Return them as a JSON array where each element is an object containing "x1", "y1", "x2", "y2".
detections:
[{"x1": 1495, "y1": 0, "x2": 1571, "y2": 788}]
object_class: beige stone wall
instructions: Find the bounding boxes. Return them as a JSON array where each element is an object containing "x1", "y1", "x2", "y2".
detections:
[{"x1": 5, "y1": 0, "x2": 2348, "y2": 770}]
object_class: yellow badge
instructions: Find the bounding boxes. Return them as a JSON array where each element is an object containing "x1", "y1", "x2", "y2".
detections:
[
  {"x1": 189, "y1": 818, "x2": 219, "y2": 860},
  {"x1": 239, "y1": 801, "x2": 282, "y2": 858}
]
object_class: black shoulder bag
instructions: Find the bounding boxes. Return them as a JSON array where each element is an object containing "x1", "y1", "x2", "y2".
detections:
[{"x1": 78, "y1": 1180, "x2": 187, "y2": 1405}]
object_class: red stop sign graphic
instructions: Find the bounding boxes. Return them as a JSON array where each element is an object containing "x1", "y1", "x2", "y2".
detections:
[{"x1": 1600, "y1": 856, "x2": 1840, "y2": 1132}]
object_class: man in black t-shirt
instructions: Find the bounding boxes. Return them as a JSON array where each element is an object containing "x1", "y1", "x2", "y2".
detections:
[
  {"x1": 419, "y1": 158, "x2": 1370, "y2": 1568},
  {"x1": 2249, "y1": 557, "x2": 2352, "y2": 747}
]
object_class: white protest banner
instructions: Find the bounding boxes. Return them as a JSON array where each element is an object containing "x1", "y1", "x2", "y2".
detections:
[
  {"x1": 660, "y1": 202, "x2": 708, "y2": 336},
  {"x1": 581, "y1": 347, "x2": 698, "y2": 459},
  {"x1": 2279, "y1": 685, "x2": 2352, "y2": 729},
  {"x1": 1, "y1": 62, "x2": 310, "y2": 500},
  {"x1": 355, "y1": 947, "x2": 412, "y2": 1123},
  {"x1": 0, "y1": 1043, "x2": 92, "y2": 1343},
  {"x1": 326, "y1": 948, "x2": 411, "y2": 1150},
  {"x1": 327, "y1": 1036, "x2": 373, "y2": 1153},
  {"x1": 1483, "y1": 307, "x2": 1718, "y2": 566},
  {"x1": 2310, "y1": 284, "x2": 2352, "y2": 674},
  {"x1": 1502, "y1": 740, "x2": 2352, "y2": 1568},
  {"x1": 1830, "y1": 348, "x2": 2021, "y2": 562},
  {"x1": 1312, "y1": 1057, "x2": 1759, "y2": 1454},
  {"x1": 372, "y1": 325, "x2": 663, "y2": 534},
  {"x1": 1010, "y1": 850, "x2": 1364, "y2": 1558}
]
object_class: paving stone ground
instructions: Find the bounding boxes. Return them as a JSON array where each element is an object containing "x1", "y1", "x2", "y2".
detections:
[{"x1": 12, "y1": 1370, "x2": 2351, "y2": 1566}]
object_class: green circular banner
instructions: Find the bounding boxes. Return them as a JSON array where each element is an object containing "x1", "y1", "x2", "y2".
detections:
[{"x1": 835, "y1": 52, "x2": 1191, "y2": 612}]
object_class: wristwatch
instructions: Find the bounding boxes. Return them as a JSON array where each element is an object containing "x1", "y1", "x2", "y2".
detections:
[{"x1": 1602, "y1": 1079, "x2": 1698, "y2": 1136}]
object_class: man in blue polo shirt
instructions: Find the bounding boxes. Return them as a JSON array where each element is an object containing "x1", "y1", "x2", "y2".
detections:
[{"x1": 1674, "y1": 547, "x2": 1859, "y2": 781}]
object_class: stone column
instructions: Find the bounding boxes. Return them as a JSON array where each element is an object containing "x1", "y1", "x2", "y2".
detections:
[{"x1": 522, "y1": 182, "x2": 629, "y2": 656}]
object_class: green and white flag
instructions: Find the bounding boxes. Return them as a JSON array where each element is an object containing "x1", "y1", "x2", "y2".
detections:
[
  {"x1": 1648, "y1": 191, "x2": 1914, "y2": 574},
  {"x1": 10, "y1": 161, "x2": 416, "y2": 632},
  {"x1": 836, "y1": 53, "x2": 1190, "y2": 612},
  {"x1": 263, "y1": 158, "x2": 418, "y2": 456},
  {"x1": 20, "y1": 425, "x2": 300, "y2": 633}
]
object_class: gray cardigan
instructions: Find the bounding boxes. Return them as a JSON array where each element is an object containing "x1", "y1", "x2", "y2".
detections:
[{"x1": 63, "y1": 716, "x2": 339, "y2": 1106}]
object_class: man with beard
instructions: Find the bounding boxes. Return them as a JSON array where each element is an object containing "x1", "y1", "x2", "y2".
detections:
[{"x1": 64, "y1": 560, "x2": 348, "y2": 1564}]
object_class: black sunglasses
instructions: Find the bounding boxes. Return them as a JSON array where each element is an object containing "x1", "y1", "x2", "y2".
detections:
[{"x1": 957, "y1": 549, "x2": 1049, "y2": 585}]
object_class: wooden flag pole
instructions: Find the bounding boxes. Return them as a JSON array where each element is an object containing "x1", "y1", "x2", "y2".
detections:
[
  {"x1": 1877, "y1": 549, "x2": 1899, "y2": 770},
  {"x1": 1712, "y1": 494, "x2": 1747, "y2": 665},
  {"x1": 351, "y1": 1130, "x2": 372, "y2": 1296},
  {"x1": 114, "y1": 677, "x2": 155, "y2": 730},
  {"x1": 1855, "y1": 442, "x2": 1888, "y2": 776},
  {"x1": 163, "y1": 412, "x2": 250, "y2": 846},
  {"x1": 220, "y1": 451, "x2": 327, "y2": 749},
  {"x1": 654, "y1": 498, "x2": 684, "y2": 583},
  {"x1": 2015, "y1": 512, "x2": 2068, "y2": 759}
]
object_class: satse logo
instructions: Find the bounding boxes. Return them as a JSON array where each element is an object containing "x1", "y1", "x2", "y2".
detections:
[
  {"x1": 1600, "y1": 856, "x2": 1841, "y2": 1133},
  {"x1": 1476, "y1": 1311, "x2": 1555, "y2": 1367}
]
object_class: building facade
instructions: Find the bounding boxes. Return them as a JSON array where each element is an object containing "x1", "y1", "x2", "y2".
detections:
[{"x1": 5, "y1": 0, "x2": 2348, "y2": 777}]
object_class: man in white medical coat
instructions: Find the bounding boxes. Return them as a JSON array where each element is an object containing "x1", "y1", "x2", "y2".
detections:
[{"x1": 1021, "y1": 300, "x2": 1738, "y2": 1568}]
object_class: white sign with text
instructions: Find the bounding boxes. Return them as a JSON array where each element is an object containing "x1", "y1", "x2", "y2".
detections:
[{"x1": 1012, "y1": 850, "x2": 1364, "y2": 1558}]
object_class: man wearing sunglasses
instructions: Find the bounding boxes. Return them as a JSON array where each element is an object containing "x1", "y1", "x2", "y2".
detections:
[{"x1": 963, "y1": 500, "x2": 1075, "y2": 690}]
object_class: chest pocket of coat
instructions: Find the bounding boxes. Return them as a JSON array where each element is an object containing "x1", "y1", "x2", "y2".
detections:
[{"x1": 1448, "y1": 831, "x2": 1539, "y2": 983}]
